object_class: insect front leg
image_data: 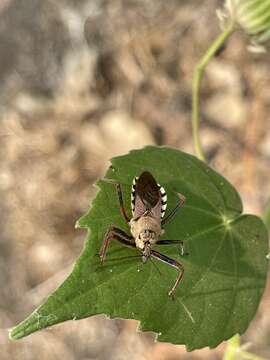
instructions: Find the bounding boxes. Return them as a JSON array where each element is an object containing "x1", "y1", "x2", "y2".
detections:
[
  {"x1": 103, "y1": 179, "x2": 130, "y2": 223},
  {"x1": 99, "y1": 226, "x2": 135, "y2": 263},
  {"x1": 156, "y1": 240, "x2": 189, "y2": 256},
  {"x1": 161, "y1": 192, "x2": 185, "y2": 226},
  {"x1": 150, "y1": 249, "x2": 184, "y2": 297}
]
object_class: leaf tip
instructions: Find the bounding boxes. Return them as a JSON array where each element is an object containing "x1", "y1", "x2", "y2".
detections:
[
  {"x1": 75, "y1": 214, "x2": 89, "y2": 229},
  {"x1": 74, "y1": 220, "x2": 81, "y2": 229}
]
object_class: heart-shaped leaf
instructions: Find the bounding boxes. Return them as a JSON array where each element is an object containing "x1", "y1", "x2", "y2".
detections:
[{"x1": 10, "y1": 146, "x2": 268, "y2": 350}]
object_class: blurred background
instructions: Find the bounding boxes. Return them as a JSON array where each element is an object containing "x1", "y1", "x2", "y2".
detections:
[{"x1": 0, "y1": 0, "x2": 270, "y2": 359}]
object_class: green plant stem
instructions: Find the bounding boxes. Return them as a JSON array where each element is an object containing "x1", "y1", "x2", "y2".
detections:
[
  {"x1": 263, "y1": 200, "x2": 270, "y2": 230},
  {"x1": 223, "y1": 334, "x2": 266, "y2": 360},
  {"x1": 192, "y1": 22, "x2": 235, "y2": 161},
  {"x1": 223, "y1": 334, "x2": 240, "y2": 360},
  {"x1": 263, "y1": 200, "x2": 270, "y2": 259},
  {"x1": 239, "y1": 351, "x2": 267, "y2": 360},
  {"x1": 193, "y1": 21, "x2": 267, "y2": 360}
]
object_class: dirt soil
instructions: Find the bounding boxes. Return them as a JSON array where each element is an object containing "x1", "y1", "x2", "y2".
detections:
[{"x1": 0, "y1": 1, "x2": 270, "y2": 359}]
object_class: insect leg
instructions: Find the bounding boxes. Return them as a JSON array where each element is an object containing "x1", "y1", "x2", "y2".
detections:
[
  {"x1": 161, "y1": 192, "x2": 185, "y2": 226},
  {"x1": 99, "y1": 226, "x2": 135, "y2": 263},
  {"x1": 155, "y1": 240, "x2": 188, "y2": 256},
  {"x1": 150, "y1": 249, "x2": 184, "y2": 297},
  {"x1": 103, "y1": 179, "x2": 130, "y2": 223}
]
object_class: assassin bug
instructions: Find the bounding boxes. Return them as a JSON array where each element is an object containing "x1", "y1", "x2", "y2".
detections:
[{"x1": 99, "y1": 171, "x2": 187, "y2": 297}]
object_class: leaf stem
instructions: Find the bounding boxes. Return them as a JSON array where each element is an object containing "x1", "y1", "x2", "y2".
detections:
[
  {"x1": 263, "y1": 199, "x2": 270, "y2": 259},
  {"x1": 223, "y1": 334, "x2": 240, "y2": 360},
  {"x1": 192, "y1": 22, "x2": 235, "y2": 161},
  {"x1": 263, "y1": 199, "x2": 270, "y2": 230},
  {"x1": 223, "y1": 334, "x2": 267, "y2": 360},
  {"x1": 239, "y1": 351, "x2": 267, "y2": 360}
]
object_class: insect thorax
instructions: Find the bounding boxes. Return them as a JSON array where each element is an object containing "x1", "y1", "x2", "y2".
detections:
[{"x1": 129, "y1": 216, "x2": 164, "y2": 250}]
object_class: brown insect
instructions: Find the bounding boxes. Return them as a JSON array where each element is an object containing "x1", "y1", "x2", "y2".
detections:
[{"x1": 99, "y1": 171, "x2": 187, "y2": 297}]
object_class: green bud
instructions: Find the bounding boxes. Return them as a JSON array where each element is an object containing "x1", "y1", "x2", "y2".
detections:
[{"x1": 221, "y1": 0, "x2": 270, "y2": 49}]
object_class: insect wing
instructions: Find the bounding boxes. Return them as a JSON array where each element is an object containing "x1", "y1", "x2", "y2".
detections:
[
  {"x1": 158, "y1": 183, "x2": 167, "y2": 218},
  {"x1": 131, "y1": 172, "x2": 162, "y2": 219},
  {"x1": 137, "y1": 172, "x2": 160, "y2": 207}
]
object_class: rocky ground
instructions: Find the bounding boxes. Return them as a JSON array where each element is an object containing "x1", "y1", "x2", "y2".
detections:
[{"x1": 0, "y1": 0, "x2": 270, "y2": 359}]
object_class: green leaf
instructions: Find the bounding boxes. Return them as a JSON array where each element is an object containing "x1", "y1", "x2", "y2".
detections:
[{"x1": 10, "y1": 146, "x2": 268, "y2": 350}]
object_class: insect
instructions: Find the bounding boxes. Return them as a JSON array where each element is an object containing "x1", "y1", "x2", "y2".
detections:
[{"x1": 99, "y1": 171, "x2": 187, "y2": 297}]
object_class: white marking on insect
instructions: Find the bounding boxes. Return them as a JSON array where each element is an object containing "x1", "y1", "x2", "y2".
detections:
[
  {"x1": 131, "y1": 177, "x2": 139, "y2": 213},
  {"x1": 159, "y1": 186, "x2": 167, "y2": 218},
  {"x1": 160, "y1": 186, "x2": 166, "y2": 196},
  {"x1": 161, "y1": 194, "x2": 167, "y2": 202}
]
